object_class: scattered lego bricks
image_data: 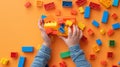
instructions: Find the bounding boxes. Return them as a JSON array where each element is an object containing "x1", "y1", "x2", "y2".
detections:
[
  {"x1": 24, "y1": 1, "x2": 31, "y2": 8},
  {"x1": 18, "y1": 56, "x2": 26, "y2": 67},
  {"x1": 0, "y1": 58, "x2": 9, "y2": 65},
  {"x1": 109, "y1": 40, "x2": 115, "y2": 47},
  {"x1": 89, "y1": 2, "x2": 101, "y2": 10},
  {"x1": 102, "y1": 11, "x2": 109, "y2": 23},
  {"x1": 107, "y1": 52, "x2": 113, "y2": 58},
  {"x1": 100, "y1": 60, "x2": 107, "y2": 66},
  {"x1": 62, "y1": 0, "x2": 72, "y2": 7},
  {"x1": 84, "y1": 6, "x2": 91, "y2": 18},
  {"x1": 89, "y1": 54, "x2": 96, "y2": 60},
  {"x1": 11, "y1": 52, "x2": 18, "y2": 58},
  {"x1": 96, "y1": 39, "x2": 102, "y2": 46},
  {"x1": 99, "y1": 0, "x2": 112, "y2": 8},
  {"x1": 60, "y1": 51, "x2": 70, "y2": 58},
  {"x1": 44, "y1": 2, "x2": 55, "y2": 10},
  {"x1": 22, "y1": 46, "x2": 34, "y2": 52},
  {"x1": 100, "y1": 29, "x2": 105, "y2": 35},
  {"x1": 87, "y1": 28, "x2": 94, "y2": 35},
  {"x1": 36, "y1": 0, "x2": 43, "y2": 7},
  {"x1": 76, "y1": 0, "x2": 87, "y2": 6},
  {"x1": 92, "y1": 20, "x2": 99, "y2": 27}
]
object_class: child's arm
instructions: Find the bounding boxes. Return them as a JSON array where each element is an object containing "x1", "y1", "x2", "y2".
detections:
[
  {"x1": 60, "y1": 25, "x2": 91, "y2": 67},
  {"x1": 31, "y1": 20, "x2": 51, "y2": 67}
]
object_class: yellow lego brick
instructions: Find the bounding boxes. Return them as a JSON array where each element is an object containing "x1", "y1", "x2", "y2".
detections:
[
  {"x1": 0, "y1": 58, "x2": 5, "y2": 64},
  {"x1": 100, "y1": 0, "x2": 112, "y2": 8},
  {"x1": 36, "y1": 0, "x2": 43, "y2": 7},
  {"x1": 78, "y1": 22, "x2": 85, "y2": 30},
  {"x1": 65, "y1": 20, "x2": 73, "y2": 26},
  {"x1": 2, "y1": 59, "x2": 9, "y2": 65},
  {"x1": 44, "y1": 21, "x2": 58, "y2": 30},
  {"x1": 92, "y1": 45, "x2": 100, "y2": 53},
  {"x1": 78, "y1": 7, "x2": 84, "y2": 13},
  {"x1": 100, "y1": 29, "x2": 105, "y2": 35}
]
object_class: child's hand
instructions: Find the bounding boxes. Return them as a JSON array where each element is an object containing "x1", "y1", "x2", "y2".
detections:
[
  {"x1": 60, "y1": 25, "x2": 83, "y2": 47},
  {"x1": 38, "y1": 19, "x2": 51, "y2": 47}
]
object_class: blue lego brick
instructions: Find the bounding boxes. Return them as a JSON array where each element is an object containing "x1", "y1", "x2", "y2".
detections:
[
  {"x1": 102, "y1": 11, "x2": 109, "y2": 23},
  {"x1": 18, "y1": 56, "x2": 25, "y2": 67},
  {"x1": 112, "y1": 0, "x2": 119, "y2": 6},
  {"x1": 96, "y1": 39, "x2": 102, "y2": 46},
  {"x1": 84, "y1": 6, "x2": 90, "y2": 18},
  {"x1": 41, "y1": 14, "x2": 47, "y2": 19},
  {"x1": 112, "y1": 23, "x2": 120, "y2": 30},
  {"x1": 59, "y1": 27, "x2": 65, "y2": 33},
  {"x1": 22, "y1": 46, "x2": 34, "y2": 52},
  {"x1": 61, "y1": 24, "x2": 65, "y2": 28},
  {"x1": 62, "y1": 1, "x2": 72, "y2": 7},
  {"x1": 92, "y1": 20, "x2": 99, "y2": 27}
]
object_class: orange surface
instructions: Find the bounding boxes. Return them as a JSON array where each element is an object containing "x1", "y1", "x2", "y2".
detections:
[{"x1": 0, "y1": 0, "x2": 120, "y2": 67}]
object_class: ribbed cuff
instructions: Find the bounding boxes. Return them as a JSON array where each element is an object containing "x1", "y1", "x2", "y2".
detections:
[
  {"x1": 40, "y1": 45, "x2": 51, "y2": 55},
  {"x1": 69, "y1": 45, "x2": 80, "y2": 53}
]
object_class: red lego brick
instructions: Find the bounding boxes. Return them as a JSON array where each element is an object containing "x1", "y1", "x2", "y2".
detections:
[
  {"x1": 24, "y1": 1, "x2": 31, "y2": 8},
  {"x1": 44, "y1": 2, "x2": 55, "y2": 10},
  {"x1": 76, "y1": 0, "x2": 87, "y2": 7},
  {"x1": 107, "y1": 52, "x2": 113, "y2": 58},
  {"x1": 107, "y1": 29, "x2": 114, "y2": 36},
  {"x1": 45, "y1": 28, "x2": 53, "y2": 34},
  {"x1": 71, "y1": 9, "x2": 77, "y2": 15},
  {"x1": 11, "y1": 52, "x2": 18, "y2": 58},
  {"x1": 90, "y1": 54, "x2": 96, "y2": 60},
  {"x1": 59, "y1": 61, "x2": 67, "y2": 67},
  {"x1": 112, "y1": 65, "x2": 118, "y2": 67},
  {"x1": 101, "y1": 60, "x2": 107, "y2": 66},
  {"x1": 57, "y1": 18, "x2": 65, "y2": 25},
  {"x1": 112, "y1": 13, "x2": 118, "y2": 19},
  {"x1": 89, "y1": 2, "x2": 100, "y2": 10},
  {"x1": 52, "y1": 30, "x2": 58, "y2": 35},
  {"x1": 81, "y1": 35, "x2": 87, "y2": 41},
  {"x1": 87, "y1": 28, "x2": 94, "y2": 35}
]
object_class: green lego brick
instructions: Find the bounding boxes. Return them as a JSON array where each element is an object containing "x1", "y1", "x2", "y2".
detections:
[
  {"x1": 60, "y1": 51, "x2": 70, "y2": 58},
  {"x1": 109, "y1": 40, "x2": 115, "y2": 47}
]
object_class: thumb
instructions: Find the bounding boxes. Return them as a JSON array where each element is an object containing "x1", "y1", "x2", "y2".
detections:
[{"x1": 59, "y1": 36, "x2": 66, "y2": 41}]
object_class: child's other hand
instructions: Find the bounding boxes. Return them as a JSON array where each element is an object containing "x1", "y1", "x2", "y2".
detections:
[
  {"x1": 60, "y1": 25, "x2": 83, "y2": 47},
  {"x1": 38, "y1": 19, "x2": 51, "y2": 47}
]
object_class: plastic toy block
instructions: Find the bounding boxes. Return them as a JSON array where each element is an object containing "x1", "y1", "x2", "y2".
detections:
[
  {"x1": 100, "y1": 0, "x2": 112, "y2": 8},
  {"x1": 107, "y1": 52, "x2": 113, "y2": 58},
  {"x1": 102, "y1": 11, "x2": 109, "y2": 23},
  {"x1": 87, "y1": 28, "x2": 94, "y2": 35},
  {"x1": 22, "y1": 46, "x2": 34, "y2": 52},
  {"x1": 71, "y1": 9, "x2": 77, "y2": 15},
  {"x1": 118, "y1": 61, "x2": 120, "y2": 65},
  {"x1": 96, "y1": 39, "x2": 102, "y2": 46},
  {"x1": 92, "y1": 20, "x2": 99, "y2": 27},
  {"x1": 57, "y1": 18, "x2": 65, "y2": 25},
  {"x1": 112, "y1": 0, "x2": 119, "y2": 6},
  {"x1": 78, "y1": 7, "x2": 84, "y2": 13},
  {"x1": 60, "y1": 51, "x2": 70, "y2": 58},
  {"x1": 101, "y1": 60, "x2": 107, "y2": 66},
  {"x1": 100, "y1": 29, "x2": 105, "y2": 35},
  {"x1": 112, "y1": 65, "x2": 118, "y2": 67},
  {"x1": 92, "y1": 45, "x2": 100, "y2": 53},
  {"x1": 24, "y1": 1, "x2": 31, "y2": 8},
  {"x1": 36, "y1": 0, "x2": 43, "y2": 7},
  {"x1": 63, "y1": 17, "x2": 76, "y2": 23},
  {"x1": 18, "y1": 56, "x2": 25, "y2": 67},
  {"x1": 65, "y1": 20, "x2": 73, "y2": 26},
  {"x1": 59, "y1": 27, "x2": 65, "y2": 34},
  {"x1": 59, "y1": 61, "x2": 67, "y2": 67},
  {"x1": 41, "y1": 15, "x2": 47, "y2": 19},
  {"x1": 44, "y1": 21, "x2": 58, "y2": 30},
  {"x1": 81, "y1": 35, "x2": 87, "y2": 42},
  {"x1": 45, "y1": 28, "x2": 53, "y2": 34},
  {"x1": 90, "y1": 54, "x2": 96, "y2": 60},
  {"x1": 61, "y1": 24, "x2": 65, "y2": 28},
  {"x1": 44, "y1": 16, "x2": 55, "y2": 23},
  {"x1": 112, "y1": 13, "x2": 118, "y2": 19},
  {"x1": 44, "y1": 2, "x2": 55, "y2": 10},
  {"x1": 78, "y1": 22, "x2": 85, "y2": 30},
  {"x1": 62, "y1": 1, "x2": 72, "y2": 7},
  {"x1": 0, "y1": 58, "x2": 9, "y2": 65},
  {"x1": 11, "y1": 52, "x2": 18, "y2": 58},
  {"x1": 107, "y1": 29, "x2": 114, "y2": 36},
  {"x1": 76, "y1": 0, "x2": 87, "y2": 6},
  {"x1": 112, "y1": 23, "x2": 120, "y2": 30},
  {"x1": 84, "y1": 6, "x2": 90, "y2": 18},
  {"x1": 89, "y1": 2, "x2": 101, "y2": 10},
  {"x1": 55, "y1": 10, "x2": 61, "y2": 16},
  {"x1": 109, "y1": 40, "x2": 115, "y2": 47}
]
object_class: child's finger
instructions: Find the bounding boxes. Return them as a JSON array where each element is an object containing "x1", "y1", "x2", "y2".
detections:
[
  {"x1": 79, "y1": 30, "x2": 83, "y2": 39},
  {"x1": 76, "y1": 26, "x2": 80, "y2": 37},
  {"x1": 59, "y1": 36, "x2": 66, "y2": 41},
  {"x1": 68, "y1": 27, "x2": 72, "y2": 38},
  {"x1": 72, "y1": 25, "x2": 77, "y2": 37}
]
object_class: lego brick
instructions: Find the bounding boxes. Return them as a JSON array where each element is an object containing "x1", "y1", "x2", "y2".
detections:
[
  {"x1": 101, "y1": 60, "x2": 107, "y2": 66},
  {"x1": 59, "y1": 27, "x2": 65, "y2": 34},
  {"x1": 100, "y1": 0, "x2": 112, "y2": 8},
  {"x1": 44, "y1": 16, "x2": 55, "y2": 23},
  {"x1": 62, "y1": 1, "x2": 72, "y2": 7},
  {"x1": 78, "y1": 22, "x2": 85, "y2": 30},
  {"x1": 55, "y1": 10, "x2": 61, "y2": 16},
  {"x1": 63, "y1": 17, "x2": 76, "y2": 23},
  {"x1": 71, "y1": 9, "x2": 77, "y2": 15},
  {"x1": 81, "y1": 35, "x2": 87, "y2": 42},
  {"x1": 112, "y1": 23, "x2": 120, "y2": 30},
  {"x1": 44, "y1": 2, "x2": 55, "y2": 10},
  {"x1": 52, "y1": 30, "x2": 58, "y2": 35},
  {"x1": 18, "y1": 56, "x2": 26, "y2": 67},
  {"x1": 100, "y1": 29, "x2": 105, "y2": 35},
  {"x1": 96, "y1": 39, "x2": 102, "y2": 46},
  {"x1": 107, "y1": 29, "x2": 114, "y2": 36},
  {"x1": 90, "y1": 54, "x2": 96, "y2": 60},
  {"x1": 36, "y1": 0, "x2": 43, "y2": 7},
  {"x1": 45, "y1": 28, "x2": 53, "y2": 34},
  {"x1": 24, "y1": 1, "x2": 31, "y2": 8},
  {"x1": 60, "y1": 51, "x2": 70, "y2": 58},
  {"x1": 78, "y1": 7, "x2": 84, "y2": 13},
  {"x1": 57, "y1": 18, "x2": 65, "y2": 24},
  {"x1": 44, "y1": 21, "x2": 58, "y2": 30},
  {"x1": 89, "y1": 2, "x2": 101, "y2": 10},
  {"x1": 109, "y1": 40, "x2": 115, "y2": 47},
  {"x1": 84, "y1": 6, "x2": 90, "y2": 18},
  {"x1": 41, "y1": 14, "x2": 47, "y2": 19},
  {"x1": 92, "y1": 20, "x2": 99, "y2": 27},
  {"x1": 61, "y1": 24, "x2": 65, "y2": 28},
  {"x1": 112, "y1": 65, "x2": 118, "y2": 67},
  {"x1": 11, "y1": 52, "x2": 18, "y2": 58},
  {"x1": 0, "y1": 58, "x2": 9, "y2": 65},
  {"x1": 112, "y1": 13, "x2": 118, "y2": 19},
  {"x1": 92, "y1": 45, "x2": 100, "y2": 53},
  {"x1": 112, "y1": 0, "x2": 119, "y2": 6},
  {"x1": 65, "y1": 20, "x2": 73, "y2": 26},
  {"x1": 76, "y1": 0, "x2": 87, "y2": 6},
  {"x1": 107, "y1": 52, "x2": 113, "y2": 58},
  {"x1": 22, "y1": 46, "x2": 34, "y2": 52},
  {"x1": 102, "y1": 11, "x2": 109, "y2": 23},
  {"x1": 87, "y1": 28, "x2": 94, "y2": 35},
  {"x1": 59, "y1": 61, "x2": 67, "y2": 67}
]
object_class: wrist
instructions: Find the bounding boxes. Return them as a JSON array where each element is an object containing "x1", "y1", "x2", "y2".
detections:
[{"x1": 43, "y1": 42, "x2": 51, "y2": 47}]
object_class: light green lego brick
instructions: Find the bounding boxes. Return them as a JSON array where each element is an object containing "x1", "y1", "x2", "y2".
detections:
[{"x1": 60, "y1": 51, "x2": 70, "y2": 58}]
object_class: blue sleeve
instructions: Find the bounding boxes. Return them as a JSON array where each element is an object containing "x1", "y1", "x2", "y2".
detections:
[
  {"x1": 69, "y1": 45, "x2": 91, "y2": 67},
  {"x1": 31, "y1": 45, "x2": 51, "y2": 67}
]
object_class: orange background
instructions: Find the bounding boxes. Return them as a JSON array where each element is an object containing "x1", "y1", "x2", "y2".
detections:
[{"x1": 0, "y1": 0, "x2": 120, "y2": 67}]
